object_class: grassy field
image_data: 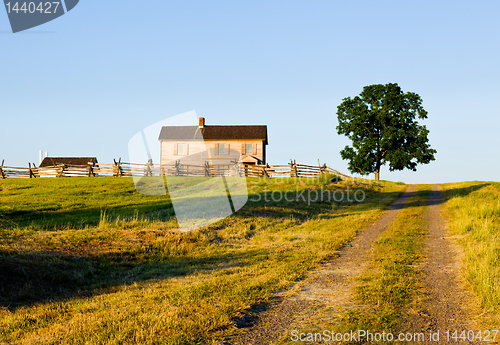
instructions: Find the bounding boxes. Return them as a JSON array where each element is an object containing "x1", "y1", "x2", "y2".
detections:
[
  {"x1": 442, "y1": 181, "x2": 500, "y2": 328},
  {"x1": 0, "y1": 176, "x2": 406, "y2": 344},
  {"x1": 0, "y1": 177, "x2": 174, "y2": 230}
]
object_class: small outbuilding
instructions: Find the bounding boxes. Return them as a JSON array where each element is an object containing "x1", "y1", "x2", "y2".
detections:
[{"x1": 38, "y1": 157, "x2": 98, "y2": 177}]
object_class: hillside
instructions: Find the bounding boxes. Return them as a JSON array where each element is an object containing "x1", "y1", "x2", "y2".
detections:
[{"x1": 0, "y1": 178, "x2": 498, "y2": 344}]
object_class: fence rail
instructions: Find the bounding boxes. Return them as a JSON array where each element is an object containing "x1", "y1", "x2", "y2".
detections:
[{"x1": 0, "y1": 159, "x2": 351, "y2": 180}]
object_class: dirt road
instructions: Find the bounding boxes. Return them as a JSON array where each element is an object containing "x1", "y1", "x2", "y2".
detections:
[
  {"x1": 400, "y1": 186, "x2": 477, "y2": 344},
  {"x1": 223, "y1": 186, "x2": 416, "y2": 344}
]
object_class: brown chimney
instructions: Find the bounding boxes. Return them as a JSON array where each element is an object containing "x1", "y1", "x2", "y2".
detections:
[{"x1": 199, "y1": 117, "x2": 205, "y2": 128}]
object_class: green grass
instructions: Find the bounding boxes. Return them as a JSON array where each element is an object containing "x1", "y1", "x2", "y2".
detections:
[
  {"x1": 0, "y1": 176, "x2": 406, "y2": 344},
  {"x1": 441, "y1": 181, "x2": 500, "y2": 327},
  {"x1": 0, "y1": 177, "x2": 174, "y2": 230}
]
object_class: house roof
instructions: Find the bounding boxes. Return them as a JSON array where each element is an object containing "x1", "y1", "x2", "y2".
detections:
[
  {"x1": 158, "y1": 125, "x2": 268, "y2": 144},
  {"x1": 241, "y1": 155, "x2": 262, "y2": 164},
  {"x1": 39, "y1": 157, "x2": 98, "y2": 167}
]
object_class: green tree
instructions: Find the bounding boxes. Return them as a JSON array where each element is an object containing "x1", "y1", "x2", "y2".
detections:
[{"x1": 336, "y1": 83, "x2": 436, "y2": 181}]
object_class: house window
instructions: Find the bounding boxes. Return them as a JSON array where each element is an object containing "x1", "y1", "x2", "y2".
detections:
[
  {"x1": 245, "y1": 143, "x2": 253, "y2": 155},
  {"x1": 218, "y1": 144, "x2": 226, "y2": 155},
  {"x1": 177, "y1": 144, "x2": 185, "y2": 155}
]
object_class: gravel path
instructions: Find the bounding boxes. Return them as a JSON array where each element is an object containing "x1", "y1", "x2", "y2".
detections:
[
  {"x1": 222, "y1": 186, "x2": 416, "y2": 345},
  {"x1": 400, "y1": 185, "x2": 477, "y2": 344}
]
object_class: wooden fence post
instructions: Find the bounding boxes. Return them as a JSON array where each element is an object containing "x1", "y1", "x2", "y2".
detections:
[
  {"x1": 28, "y1": 163, "x2": 37, "y2": 178},
  {"x1": 175, "y1": 160, "x2": 181, "y2": 176},
  {"x1": 87, "y1": 163, "x2": 95, "y2": 177},
  {"x1": 57, "y1": 164, "x2": 66, "y2": 178},
  {"x1": 113, "y1": 158, "x2": 123, "y2": 177},
  {"x1": 32, "y1": 163, "x2": 39, "y2": 178},
  {"x1": 264, "y1": 163, "x2": 270, "y2": 177},
  {"x1": 237, "y1": 162, "x2": 244, "y2": 177},
  {"x1": 0, "y1": 160, "x2": 5, "y2": 179},
  {"x1": 318, "y1": 159, "x2": 324, "y2": 175},
  {"x1": 205, "y1": 161, "x2": 211, "y2": 177},
  {"x1": 146, "y1": 159, "x2": 153, "y2": 177},
  {"x1": 289, "y1": 160, "x2": 298, "y2": 178}
]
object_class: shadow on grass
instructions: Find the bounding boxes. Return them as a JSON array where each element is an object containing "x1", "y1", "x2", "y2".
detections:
[
  {"x1": 0, "y1": 247, "x2": 271, "y2": 310},
  {"x1": 0, "y1": 203, "x2": 175, "y2": 231},
  {"x1": 441, "y1": 183, "x2": 491, "y2": 199},
  {"x1": 388, "y1": 183, "x2": 491, "y2": 210}
]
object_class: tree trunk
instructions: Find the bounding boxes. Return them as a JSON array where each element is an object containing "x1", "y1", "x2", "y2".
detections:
[{"x1": 375, "y1": 160, "x2": 381, "y2": 181}]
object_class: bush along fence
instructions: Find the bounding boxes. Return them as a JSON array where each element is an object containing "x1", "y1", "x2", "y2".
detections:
[{"x1": 0, "y1": 159, "x2": 351, "y2": 180}]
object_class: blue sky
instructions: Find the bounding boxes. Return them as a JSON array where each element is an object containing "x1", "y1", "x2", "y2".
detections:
[{"x1": 1, "y1": 1, "x2": 499, "y2": 183}]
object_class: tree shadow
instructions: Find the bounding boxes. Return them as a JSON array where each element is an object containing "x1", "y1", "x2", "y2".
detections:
[
  {"x1": 0, "y1": 202, "x2": 175, "y2": 231},
  {"x1": 0, "y1": 247, "x2": 269, "y2": 311},
  {"x1": 441, "y1": 183, "x2": 491, "y2": 200},
  {"x1": 386, "y1": 183, "x2": 491, "y2": 210}
]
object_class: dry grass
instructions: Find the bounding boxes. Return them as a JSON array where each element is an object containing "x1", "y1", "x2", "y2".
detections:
[{"x1": 442, "y1": 181, "x2": 500, "y2": 328}]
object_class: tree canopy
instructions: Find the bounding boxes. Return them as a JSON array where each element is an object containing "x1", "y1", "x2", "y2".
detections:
[{"x1": 336, "y1": 83, "x2": 436, "y2": 180}]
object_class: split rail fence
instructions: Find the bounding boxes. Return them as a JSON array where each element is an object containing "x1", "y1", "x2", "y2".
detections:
[{"x1": 0, "y1": 159, "x2": 351, "y2": 180}]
